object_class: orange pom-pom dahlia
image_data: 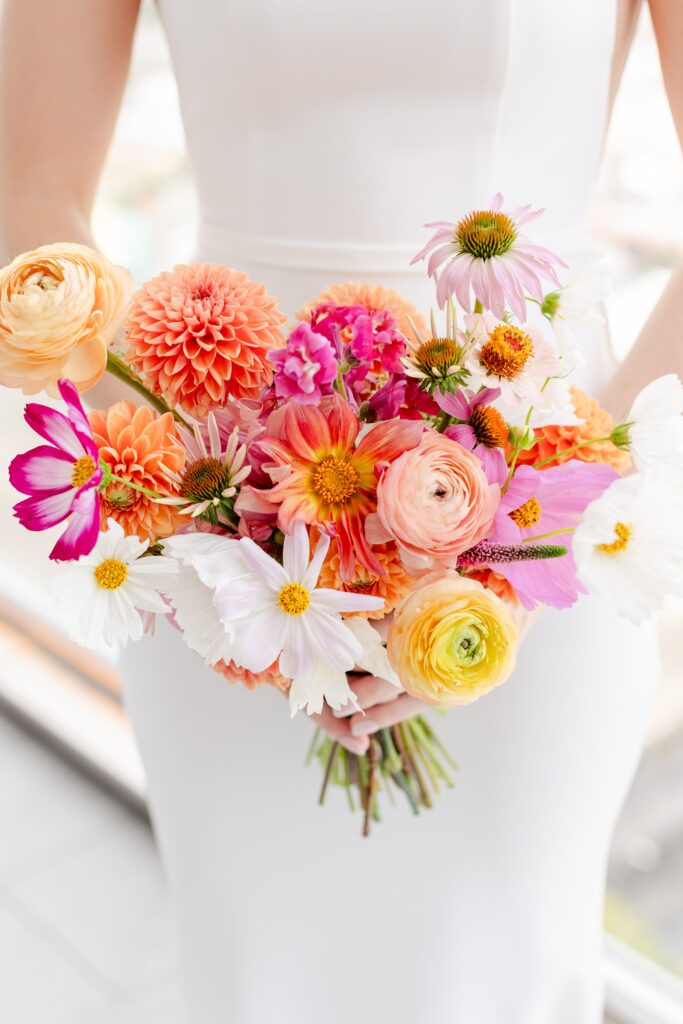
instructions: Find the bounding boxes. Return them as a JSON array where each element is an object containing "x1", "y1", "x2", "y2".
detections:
[
  {"x1": 317, "y1": 540, "x2": 414, "y2": 619},
  {"x1": 125, "y1": 264, "x2": 286, "y2": 418},
  {"x1": 89, "y1": 400, "x2": 185, "y2": 542}
]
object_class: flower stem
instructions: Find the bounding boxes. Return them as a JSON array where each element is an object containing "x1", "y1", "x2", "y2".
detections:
[
  {"x1": 434, "y1": 410, "x2": 452, "y2": 433},
  {"x1": 522, "y1": 527, "x2": 575, "y2": 543},
  {"x1": 334, "y1": 364, "x2": 348, "y2": 401},
  {"x1": 106, "y1": 351, "x2": 190, "y2": 427},
  {"x1": 532, "y1": 436, "x2": 613, "y2": 469},
  {"x1": 102, "y1": 471, "x2": 164, "y2": 501}
]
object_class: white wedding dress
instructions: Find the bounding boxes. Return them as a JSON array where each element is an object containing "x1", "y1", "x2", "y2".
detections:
[{"x1": 121, "y1": 2, "x2": 658, "y2": 1021}]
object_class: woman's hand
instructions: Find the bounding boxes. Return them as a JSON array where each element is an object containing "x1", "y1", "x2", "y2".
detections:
[{"x1": 311, "y1": 674, "x2": 424, "y2": 754}]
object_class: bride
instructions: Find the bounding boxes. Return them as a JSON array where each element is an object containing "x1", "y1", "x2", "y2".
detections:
[{"x1": 1, "y1": 2, "x2": 681, "y2": 1021}]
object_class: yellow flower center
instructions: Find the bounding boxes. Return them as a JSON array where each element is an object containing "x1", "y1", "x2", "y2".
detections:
[
  {"x1": 597, "y1": 521, "x2": 632, "y2": 556},
  {"x1": 94, "y1": 558, "x2": 129, "y2": 590},
  {"x1": 181, "y1": 456, "x2": 231, "y2": 501},
  {"x1": 469, "y1": 403, "x2": 509, "y2": 449},
  {"x1": 415, "y1": 338, "x2": 462, "y2": 374},
  {"x1": 277, "y1": 582, "x2": 311, "y2": 616},
  {"x1": 479, "y1": 325, "x2": 535, "y2": 380},
  {"x1": 455, "y1": 210, "x2": 517, "y2": 259},
  {"x1": 509, "y1": 496, "x2": 542, "y2": 529},
  {"x1": 313, "y1": 456, "x2": 360, "y2": 506},
  {"x1": 71, "y1": 455, "x2": 97, "y2": 488}
]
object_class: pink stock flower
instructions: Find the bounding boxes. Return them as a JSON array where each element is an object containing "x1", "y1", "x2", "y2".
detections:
[
  {"x1": 412, "y1": 193, "x2": 566, "y2": 321},
  {"x1": 490, "y1": 461, "x2": 618, "y2": 609},
  {"x1": 439, "y1": 387, "x2": 508, "y2": 485},
  {"x1": 268, "y1": 321, "x2": 337, "y2": 405},
  {"x1": 9, "y1": 379, "x2": 102, "y2": 560}
]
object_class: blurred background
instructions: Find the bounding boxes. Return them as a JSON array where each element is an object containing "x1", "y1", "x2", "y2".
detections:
[{"x1": 0, "y1": 3, "x2": 681, "y2": 1022}]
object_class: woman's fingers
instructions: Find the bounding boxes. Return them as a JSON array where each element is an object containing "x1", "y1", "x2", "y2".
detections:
[
  {"x1": 332, "y1": 675, "x2": 401, "y2": 717},
  {"x1": 349, "y1": 693, "x2": 424, "y2": 737},
  {"x1": 312, "y1": 704, "x2": 370, "y2": 756}
]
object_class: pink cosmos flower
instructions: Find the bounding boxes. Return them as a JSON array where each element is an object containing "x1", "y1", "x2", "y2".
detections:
[
  {"x1": 438, "y1": 387, "x2": 508, "y2": 485},
  {"x1": 412, "y1": 193, "x2": 566, "y2": 321},
  {"x1": 268, "y1": 321, "x2": 337, "y2": 405},
  {"x1": 9, "y1": 379, "x2": 102, "y2": 560},
  {"x1": 490, "y1": 461, "x2": 618, "y2": 609}
]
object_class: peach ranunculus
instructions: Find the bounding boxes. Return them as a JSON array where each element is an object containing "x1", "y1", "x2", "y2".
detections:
[
  {"x1": 369, "y1": 432, "x2": 500, "y2": 573},
  {"x1": 387, "y1": 572, "x2": 518, "y2": 706},
  {"x1": 0, "y1": 243, "x2": 131, "y2": 395}
]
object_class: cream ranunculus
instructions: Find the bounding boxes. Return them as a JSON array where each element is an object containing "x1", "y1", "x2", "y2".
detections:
[
  {"x1": 387, "y1": 572, "x2": 518, "y2": 706},
  {"x1": 0, "y1": 243, "x2": 132, "y2": 394}
]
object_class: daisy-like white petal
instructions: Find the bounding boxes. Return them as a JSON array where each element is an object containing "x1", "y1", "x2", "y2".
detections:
[
  {"x1": 345, "y1": 617, "x2": 401, "y2": 688},
  {"x1": 615, "y1": 375, "x2": 683, "y2": 475},
  {"x1": 288, "y1": 660, "x2": 359, "y2": 717},
  {"x1": 52, "y1": 518, "x2": 177, "y2": 650},
  {"x1": 573, "y1": 474, "x2": 683, "y2": 623},
  {"x1": 168, "y1": 565, "x2": 235, "y2": 666}
]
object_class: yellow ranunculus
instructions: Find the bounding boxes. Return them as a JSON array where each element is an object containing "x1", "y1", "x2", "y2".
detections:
[
  {"x1": 387, "y1": 572, "x2": 518, "y2": 706},
  {"x1": 0, "y1": 243, "x2": 132, "y2": 395}
]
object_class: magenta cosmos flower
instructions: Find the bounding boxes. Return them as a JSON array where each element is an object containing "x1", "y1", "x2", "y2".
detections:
[
  {"x1": 412, "y1": 193, "x2": 566, "y2": 321},
  {"x1": 268, "y1": 321, "x2": 338, "y2": 405},
  {"x1": 489, "y1": 461, "x2": 618, "y2": 609},
  {"x1": 438, "y1": 387, "x2": 508, "y2": 485},
  {"x1": 9, "y1": 379, "x2": 102, "y2": 560}
]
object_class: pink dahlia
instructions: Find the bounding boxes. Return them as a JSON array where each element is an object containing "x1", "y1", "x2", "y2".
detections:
[
  {"x1": 9, "y1": 379, "x2": 102, "y2": 560},
  {"x1": 412, "y1": 193, "x2": 566, "y2": 321},
  {"x1": 125, "y1": 264, "x2": 286, "y2": 418},
  {"x1": 268, "y1": 321, "x2": 337, "y2": 404},
  {"x1": 439, "y1": 387, "x2": 508, "y2": 485},
  {"x1": 490, "y1": 461, "x2": 618, "y2": 609}
]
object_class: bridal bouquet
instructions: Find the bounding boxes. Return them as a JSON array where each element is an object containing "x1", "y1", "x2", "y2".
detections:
[{"x1": 3, "y1": 195, "x2": 683, "y2": 835}]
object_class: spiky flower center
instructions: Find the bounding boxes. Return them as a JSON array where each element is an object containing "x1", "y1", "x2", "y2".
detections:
[
  {"x1": 455, "y1": 210, "x2": 517, "y2": 260},
  {"x1": 94, "y1": 558, "x2": 128, "y2": 590},
  {"x1": 71, "y1": 454, "x2": 97, "y2": 488},
  {"x1": 509, "y1": 496, "x2": 542, "y2": 529},
  {"x1": 313, "y1": 456, "x2": 359, "y2": 505},
  {"x1": 277, "y1": 582, "x2": 311, "y2": 616},
  {"x1": 181, "y1": 457, "x2": 231, "y2": 502},
  {"x1": 469, "y1": 404, "x2": 508, "y2": 449},
  {"x1": 597, "y1": 521, "x2": 632, "y2": 556},
  {"x1": 347, "y1": 575, "x2": 377, "y2": 593},
  {"x1": 480, "y1": 325, "x2": 534, "y2": 380},
  {"x1": 415, "y1": 338, "x2": 462, "y2": 374}
]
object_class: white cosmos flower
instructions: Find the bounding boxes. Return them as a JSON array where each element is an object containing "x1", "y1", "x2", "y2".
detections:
[
  {"x1": 162, "y1": 531, "x2": 250, "y2": 665},
  {"x1": 573, "y1": 475, "x2": 683, "y2": 623},
  {"x1": 213, "y1": 521, "x2": 384, "y2": 715},
  {"x1": 614, "y1": 375, "x2": 683, "y2": 475},
  {"x1": 542, "y1": 255, "x2": 610, "y2": 365},
  {"x1": 53, "y1": 518, "x2": 178, "y2": 649}
]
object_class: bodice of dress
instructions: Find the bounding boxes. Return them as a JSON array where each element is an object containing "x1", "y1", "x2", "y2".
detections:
[{"x1": 157, "y1": 0, "x2": 617, "y2": 383}]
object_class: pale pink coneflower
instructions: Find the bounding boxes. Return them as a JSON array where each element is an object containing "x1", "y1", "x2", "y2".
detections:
[{"x1": 412, "y1": 193, "x2": 566, "y2": 321}]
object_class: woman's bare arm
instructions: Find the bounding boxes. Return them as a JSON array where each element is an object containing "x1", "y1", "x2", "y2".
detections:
[
  {"x1": 602, "y1": 0, "x2": 683, "y2": 415},
  {"x1": 0, "y1": 0, "x2": 141, "y2": 262}
]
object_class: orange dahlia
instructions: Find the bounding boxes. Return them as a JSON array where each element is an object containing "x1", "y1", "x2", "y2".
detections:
[
  {"x1": 213, "y1": 659, "x2": 290, "y2": 693},
  {"x1": 253, "y1": 393, "x2": 423, "y2": 581},
  {"x1": 297, "y1": 282, "x2": 427, "y2": 339},
  {"x1": 125, "y1": 264, "x2": 286, "y2": 418},
  {"x1": 515, "y1": 386, "x2": 631, "y2": 474},
  {"x1": 318, "y1": 540, "x2": 414, "y2": 619},
  {"x1": 463, "y1": 567, "x2": 518, "y2": 605},
  {"x1": 89, "y1": 400, "x2": 185, "y2": 541}
]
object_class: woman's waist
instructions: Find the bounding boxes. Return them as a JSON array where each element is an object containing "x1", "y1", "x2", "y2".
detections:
[{"x1": 197, "y1": 220, "x2": 592, "y2": 276}]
